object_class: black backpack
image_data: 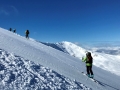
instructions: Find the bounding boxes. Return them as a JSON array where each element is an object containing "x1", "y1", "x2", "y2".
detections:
[
  {"x1": 26, "y1": 30, "x2": 29, "y2": 34},
  {"x1": 86, "y1": 52, "x2": 93, "y2": 63}
]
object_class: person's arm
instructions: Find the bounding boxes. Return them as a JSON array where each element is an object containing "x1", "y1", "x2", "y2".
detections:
[{"x1": 82, "y1": 57, "x2": 87, "y2": 62}]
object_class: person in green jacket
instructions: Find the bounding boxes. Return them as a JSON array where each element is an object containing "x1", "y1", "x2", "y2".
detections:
[{"x1": 82, "y1": 52, "x2": 94, "y2": 78}]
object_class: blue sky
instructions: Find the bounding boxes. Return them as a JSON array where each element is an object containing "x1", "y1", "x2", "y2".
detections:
[{"x1": 0, "y1": 0, "x2": 120, "y2": 44}]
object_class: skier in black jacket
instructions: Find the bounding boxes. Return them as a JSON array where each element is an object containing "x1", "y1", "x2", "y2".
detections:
[{"x1": 25, "y1": 30, "x2": 30, "y2": 39}]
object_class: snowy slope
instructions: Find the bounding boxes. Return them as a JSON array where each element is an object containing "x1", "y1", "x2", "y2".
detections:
[
  {"x1": 0, "y1": 49, "x2": 89, "y2": 90},
  {"x1": 0, "y1": 28, "x2": 120, "y2": 90},
  {"x1": 48, "y1": 41, "x2": 120, "y2": 76},
  {"x1": 56, "y1": 42, "x2": 120, "y2": 89}
]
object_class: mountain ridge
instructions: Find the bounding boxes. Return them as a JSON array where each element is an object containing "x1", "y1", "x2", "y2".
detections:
[{"x1": 41, "y1": 41, "x2": 120, "y2": 76}]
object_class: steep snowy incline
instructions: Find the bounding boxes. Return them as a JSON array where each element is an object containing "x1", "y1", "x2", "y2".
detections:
[
  {"x1": 52, "y1": 41, "x2": 120, "y2": 76},
  {"x1": 0, "y1": 28, "x2": 86, "y2": 82},
  {"x1": 0, "y1": 28, "x2": 120, "y2": 90},
  {"x1": 0, "y1": 28, "x2": 104, "y2": 90},
  {"x1": 0, "y1": 49, "x2": 90, "y2": 90}
]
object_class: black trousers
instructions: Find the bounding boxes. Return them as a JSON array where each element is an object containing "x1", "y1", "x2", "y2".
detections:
[
  {"x1": 26, "y1": 34, "x2": 29, "y2": 39},
  {"x1": 86, "y1": 66, "x2": 93, "y2": 75}
]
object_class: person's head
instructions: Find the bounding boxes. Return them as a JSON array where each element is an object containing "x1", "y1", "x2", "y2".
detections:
[{"x1": 86, "y1": 52, "x2": 91, "y2": 57}]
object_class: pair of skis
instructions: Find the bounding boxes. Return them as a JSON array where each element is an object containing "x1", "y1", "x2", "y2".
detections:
[{"x1": 81, "y1": 72, "x2": 99, "y2": 84}]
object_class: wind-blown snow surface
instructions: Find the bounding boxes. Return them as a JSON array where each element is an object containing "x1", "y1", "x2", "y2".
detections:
[
  {"x1": 0, "y1": 49, "x2": 88, "y2": 90},
  {"x1": 0, "y1": 28, "x2": 120, "y2": 90}
]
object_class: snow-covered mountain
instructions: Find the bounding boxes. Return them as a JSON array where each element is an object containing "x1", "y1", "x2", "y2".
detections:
[
  {"x1": 0, "y1": 27, "x2": 120, "y2": 90},
  {"x1": 42, "y1": 41, "x2": 120, "y2": 76}
]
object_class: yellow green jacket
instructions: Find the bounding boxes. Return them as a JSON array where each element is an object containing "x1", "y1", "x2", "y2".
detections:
[{"x1": 82, "y1": 57, "x2": 92, "y2": 66}]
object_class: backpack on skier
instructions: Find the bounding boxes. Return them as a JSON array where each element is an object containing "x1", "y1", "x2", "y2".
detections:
[
  {"x1": 86, "y1": 52, "x2": 93, "y2": 63},
  {"x1": 26, "y1": 30, "x2": 29, "y2": 35}
]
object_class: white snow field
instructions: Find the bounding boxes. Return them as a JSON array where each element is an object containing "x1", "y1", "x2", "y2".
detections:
[
  {"x1": 54, "y1": 41, "x2": 120, "y2": 76},
  {"x1": 0, "y1": 27, "x2": 120, "y2": 90}
]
